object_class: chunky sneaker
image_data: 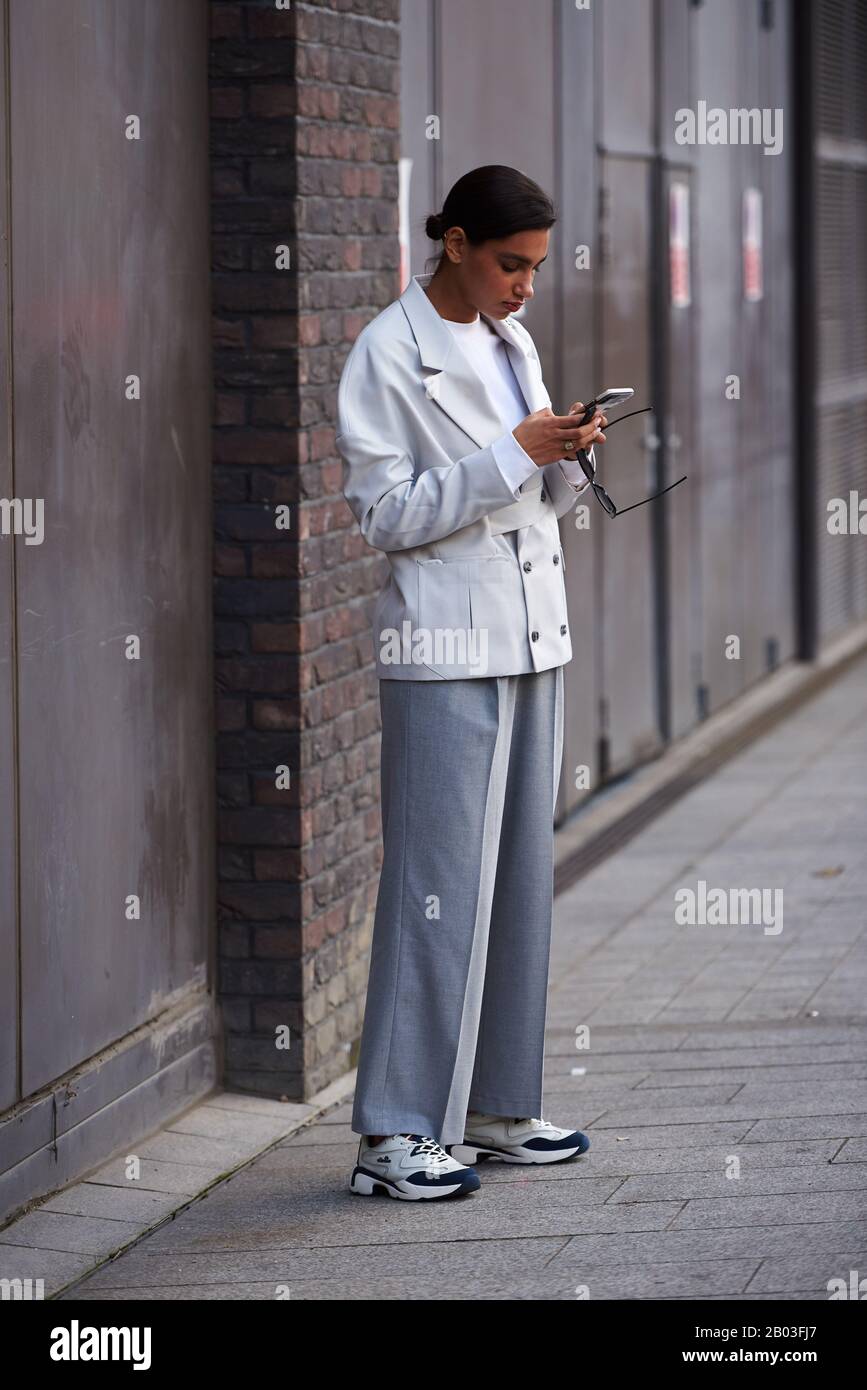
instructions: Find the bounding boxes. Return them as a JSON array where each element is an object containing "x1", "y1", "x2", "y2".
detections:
[
  {"x1": 446, "y1": 1113, "x2": 590, "y2": 1165},
  {"x1": 349, "y1": 1132, "x2": 481, "y2": 1200}
]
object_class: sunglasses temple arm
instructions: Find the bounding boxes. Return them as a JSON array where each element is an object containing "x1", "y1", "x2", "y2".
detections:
[
  {"x1": 599, "y1": 406, "x2": 654, "y2": 429},
  {"x1": 612, "y1": 475, "x2": 688, "y2": 516}
]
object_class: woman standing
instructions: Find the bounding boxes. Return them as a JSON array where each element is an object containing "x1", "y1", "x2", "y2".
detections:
[{"x1": 336, "y1": 166, "x2": 607, "y2": 1200}]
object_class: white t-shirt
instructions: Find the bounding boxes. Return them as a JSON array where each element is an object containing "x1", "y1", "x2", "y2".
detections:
[{"x1": 442, "y1": 312, "x2": 587, "y2": 494}]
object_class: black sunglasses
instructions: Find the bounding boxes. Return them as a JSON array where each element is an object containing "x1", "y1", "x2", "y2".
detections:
[{"x1": 573, "y1": 407, "x2": 687, "y2": 516}]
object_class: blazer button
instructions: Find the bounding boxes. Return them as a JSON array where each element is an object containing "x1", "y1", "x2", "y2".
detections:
[
  {"x1": 540, "y1": 488, "x2": 546, "y2": 502},
  {"x1": 560, "y1": 624, "x2": 567, "y2": 635},
  {"x1": 553, "y1": 553, "x2": 559, "y2": 565},
  {"x1": 531, "y1": 630, "x2": 539, "y2": 641},
  {"x1": 523, "y1": 560, "x2": 532, "y2": 572}
]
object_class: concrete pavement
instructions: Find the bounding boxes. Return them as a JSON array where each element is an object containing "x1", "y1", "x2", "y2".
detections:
[{"x1": 8, "y1": 653, "x2": 867, "y2": 1301}]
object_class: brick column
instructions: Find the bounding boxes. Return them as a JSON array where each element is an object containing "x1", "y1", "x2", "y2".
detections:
[{"x1": 209, "y1": 0, "x2": 401, "y2": 1098}]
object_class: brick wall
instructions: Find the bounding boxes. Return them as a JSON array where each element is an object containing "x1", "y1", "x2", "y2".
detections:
[{"x1": 209, "y1": 0, "x2": 401, "y2": 1097}]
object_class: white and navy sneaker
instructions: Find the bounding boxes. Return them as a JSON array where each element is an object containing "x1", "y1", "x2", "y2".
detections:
[
  {"x1": 350, "y1": 1132, "x2": 481, "y2": 1200},
  {"x1": 446, "y1": 1113, "x2": 590, "y2": 1165}
]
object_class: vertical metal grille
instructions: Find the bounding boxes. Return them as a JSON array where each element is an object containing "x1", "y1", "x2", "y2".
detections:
[{"x1": 815, "y1": 1, "x2": 867, "y2": 640}]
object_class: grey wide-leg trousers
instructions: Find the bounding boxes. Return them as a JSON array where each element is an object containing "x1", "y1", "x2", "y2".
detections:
[{"x1": 351, "y1": 664, "x2": 564, "y2": 1146}]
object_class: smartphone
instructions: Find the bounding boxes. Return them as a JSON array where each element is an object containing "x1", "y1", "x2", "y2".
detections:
[{"x1": 575, "y1": 387, "x2": 634, "y2": 426}]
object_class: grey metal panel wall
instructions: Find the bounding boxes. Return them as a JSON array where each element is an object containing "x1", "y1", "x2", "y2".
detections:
[
  {"x1": 660, "y1": 0, "x2": 795, "y2": 726},
  {"x1": 597, "y1": 0, "x2": 660, "y2": 775},
  {"x1": 598, "y1": 155, "x2": 659, "y2": 773},
  {"x1": 600, "y1": 0, "x2": 655, "y2": 159},
  {"x1": 660, "y1": 163, "x2": 699, "y2": 741},
  {"x1": 0, "y1": 0, "x2": 17, "y2": 1113},
  {"x1": 6, "y1": 0, "x2": 214, "y2": 1099},
  {"x1": 400, "y1": 0, "x2": 557, "y2": 382},
  {"x1": 438, "y1": 0, "x2": 557, "y2": 365},
  {"x1": 815, "y1": 163, "x2": 850, "y2": 638},
  {"x1": 693, "y1": 0, "x2": 748, "y2": 717},
  {"x1": 659, "y1": 0, "x2": 699, "y2": 742},
  {"x1": 736, "y1": 6, "x2": 770, "y2": 692},
  {"x1": 735, "y1": 0, "x2": 795, "y2": 688},
  {"x1": 814, "y1": 0, "x2": 867, "y2": 642},
  {"x1": 557, "y1": 0, "x2": 597, "y2": 820},
  {"x1": 660, "y1": 0, "x2": 795, "y2": 736},
  {"x1": 763, "y1": 0, "x2": 796, "y2": 669}
]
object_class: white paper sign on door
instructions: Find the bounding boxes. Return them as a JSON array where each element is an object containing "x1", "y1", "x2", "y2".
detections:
[
  {"x1": 743, "y1": 187, "x2": 763, "y2": 302},
  {"x1": 669, "y1": 182, "x2": 691, "y2": 308}
]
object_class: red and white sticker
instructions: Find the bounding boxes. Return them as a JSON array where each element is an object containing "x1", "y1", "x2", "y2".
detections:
[
  {"x1": 669, "y1": 182, "x2": 691, "y2": 308},
  {"x1": 743, "y1": 187, "x2": 763, "y2": 302}
]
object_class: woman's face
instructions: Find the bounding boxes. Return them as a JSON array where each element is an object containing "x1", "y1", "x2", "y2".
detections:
[{"x1": 453, "y1": 228, "x2": 551, "y2": 318}]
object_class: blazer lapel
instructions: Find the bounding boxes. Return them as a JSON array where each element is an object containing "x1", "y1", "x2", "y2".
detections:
[{"x1": 399, "y1": 272, "x2": 549, "y2": 452}]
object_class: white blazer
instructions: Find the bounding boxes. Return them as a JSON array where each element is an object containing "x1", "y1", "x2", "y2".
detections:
[{"x1": 336, "y1": 270, "x2": 591, "y2": 680}]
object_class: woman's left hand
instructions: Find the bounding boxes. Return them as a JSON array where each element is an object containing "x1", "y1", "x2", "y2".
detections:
[{"x1": 564, "y1": 402, "x2": 607, "y2": 459}]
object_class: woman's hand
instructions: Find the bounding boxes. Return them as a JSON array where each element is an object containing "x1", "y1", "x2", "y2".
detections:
[{"x1": 512, "y1": 403, "x2": 607, "y2": 467}]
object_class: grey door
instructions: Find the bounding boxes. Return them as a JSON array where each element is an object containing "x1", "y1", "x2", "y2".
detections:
[
  {"x1": 0, "y1": 0, "x2": 215, "y2": 1110},
  {"x1": 596, "y1": 0, "x2": 661, "y2": 777}
]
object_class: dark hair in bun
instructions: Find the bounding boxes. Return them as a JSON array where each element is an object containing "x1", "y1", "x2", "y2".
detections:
[
  {"x1": 424, "y1": 165, "x2": 556, "y2": 270},
  {"x1": 425, "y1": 211, "x2": 444, "y2": 240}
]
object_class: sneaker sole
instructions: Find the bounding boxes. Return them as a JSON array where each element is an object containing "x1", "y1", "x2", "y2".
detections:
[
  {"x1": 349, "y1": 1164, "x2": 481, "y2": 1199},
  {"x1": 447, "y1": 1138, "x2": 588, "y2": 1166}
]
